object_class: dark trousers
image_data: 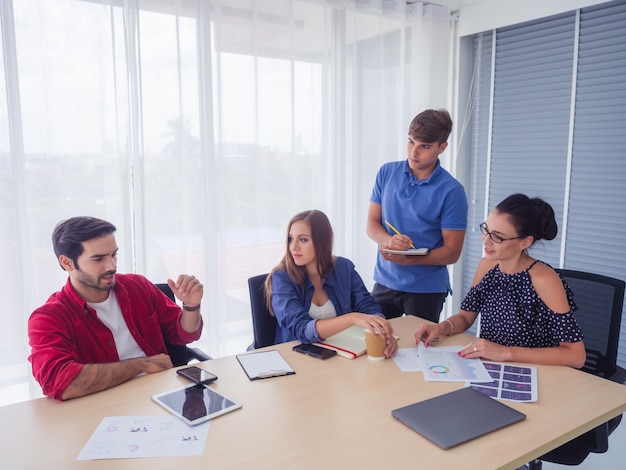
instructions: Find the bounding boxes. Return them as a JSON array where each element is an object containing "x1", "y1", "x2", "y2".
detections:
[{"x1": 371, "y1": 283, "x2": 447, "y2": 323}]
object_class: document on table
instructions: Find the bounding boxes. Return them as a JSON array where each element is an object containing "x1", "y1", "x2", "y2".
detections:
[
  {"x1": 466, "y1": 362, "x2": 538, "y2": 402},
  {"x1": 77, "y1": 415, "x2": 210, "y2": 460},
  {"x1": 392, "y1": 347, "x2": 423, "y2": 372},
  {"x1": 418, "y1": 343, "x2": 492, "y2": 383}
]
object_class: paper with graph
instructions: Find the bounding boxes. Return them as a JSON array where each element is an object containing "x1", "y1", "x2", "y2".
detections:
[{"x1": 417, "y1": 343, "x2": 492, "y2": 383}]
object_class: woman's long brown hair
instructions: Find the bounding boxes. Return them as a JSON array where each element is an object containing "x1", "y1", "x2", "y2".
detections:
[{"x1": 264, "y1": 210, "x2": 334, "y2": 315}]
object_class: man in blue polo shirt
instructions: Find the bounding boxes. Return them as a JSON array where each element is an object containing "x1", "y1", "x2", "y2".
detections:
[{"x1": 366, "y1": 109, "x2": 468, "y2": 323}]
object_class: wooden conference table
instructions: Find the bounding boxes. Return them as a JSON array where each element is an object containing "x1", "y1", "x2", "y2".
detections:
[{"x1": 2, "y1": 315, "x2": 626, "y2": 469}]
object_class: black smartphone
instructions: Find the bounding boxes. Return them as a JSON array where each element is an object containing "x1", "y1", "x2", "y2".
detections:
[
  {"x1": 293, "y1": 343, "x2": 337, "y2": 360},
  {"x1": 176, "y1": 366, "x2": 218, "y2": 385}
]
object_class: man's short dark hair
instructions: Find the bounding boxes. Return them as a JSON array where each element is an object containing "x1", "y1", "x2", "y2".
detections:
[
  {"x1": 52, "y1": 217, "x2": 117, "y2": 269},
  {"x1": 408, "y1": 109, "x2": 453, "y2": 144}
]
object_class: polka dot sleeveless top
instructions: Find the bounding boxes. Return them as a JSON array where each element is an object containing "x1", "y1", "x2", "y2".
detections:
[{"x1": 460, "y1": 261, "x2": 583, "y2": 347}]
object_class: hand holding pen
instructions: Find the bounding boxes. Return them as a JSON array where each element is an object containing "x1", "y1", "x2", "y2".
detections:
[{"x1": 385, "y1": 220, "x2": 416, "y2": 250}]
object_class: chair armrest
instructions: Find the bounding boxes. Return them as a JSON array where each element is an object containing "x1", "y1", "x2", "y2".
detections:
[
  {"x1": 608, "y1": 365, "x2": 626, "y2": 384},
  {"x1": 188, "y1": 347, "x2": 212, "y2": 362}
]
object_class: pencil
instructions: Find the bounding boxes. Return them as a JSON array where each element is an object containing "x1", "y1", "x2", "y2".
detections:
[{"x1": 384, "y1": 220, "x2": 416, "y2": 249}]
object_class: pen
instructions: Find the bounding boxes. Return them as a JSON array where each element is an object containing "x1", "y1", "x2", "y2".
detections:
[{"x1": 385, "y1": 220, "x2": 416, "y2": 249}]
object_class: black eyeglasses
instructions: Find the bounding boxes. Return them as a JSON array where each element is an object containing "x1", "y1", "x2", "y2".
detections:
[{"x1": 479, "y1": 222, "x2": 523, "y2": 244}]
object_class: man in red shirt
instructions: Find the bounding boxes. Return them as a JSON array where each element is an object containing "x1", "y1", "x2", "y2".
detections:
[{"x1": 28, "y1": 217, "x2": 204, "y2": 400}]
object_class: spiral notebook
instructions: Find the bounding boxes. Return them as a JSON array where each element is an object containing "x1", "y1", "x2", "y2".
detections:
[{"x1": 392, "y1": 387, "x2": 526, "y2": 449}]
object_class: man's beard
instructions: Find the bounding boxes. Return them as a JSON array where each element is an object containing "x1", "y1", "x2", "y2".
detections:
[{"x1": 74, "y1": 269, "x2": 116, "y2": 291}]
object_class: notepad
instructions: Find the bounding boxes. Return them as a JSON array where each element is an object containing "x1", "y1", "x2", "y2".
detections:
[
  {"x1": 391, "y1": 387, "x2": 526, "y2": 449},
  {"x1": 236, "y1": 350, "x2": 295, "y2": 380},
  {"x1": 315, "y1": 326, "x2": 367, "y2": 359},
  {"x1": 382, "y1": 248, "x2": 429, "y2": 255}
]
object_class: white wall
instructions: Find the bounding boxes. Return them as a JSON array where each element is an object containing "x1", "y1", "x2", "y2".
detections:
[{"x1": 457, "y1": 0, "x2": 613, "y2": 36}]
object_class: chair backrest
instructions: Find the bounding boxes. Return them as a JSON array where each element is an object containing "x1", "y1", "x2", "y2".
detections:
[
  {"x1": 556, "y1": 269, "x2": 625, "y2": 379},
  {"x1": 248, "y1": 274, "x2": 277, "y2": 349},
  {"x1": 155, "y1": 282, "x2": 193, "y2": 367}
]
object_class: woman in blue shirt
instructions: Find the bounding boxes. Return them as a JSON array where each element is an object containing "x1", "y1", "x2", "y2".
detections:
[{"x1": 266, "y1": 210, "x2": 398, "y2": 358}]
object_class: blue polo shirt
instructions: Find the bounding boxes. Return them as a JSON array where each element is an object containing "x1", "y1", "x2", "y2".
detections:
[{"x1": 370, "y1": 159, "x2": 467, "y2": 294}]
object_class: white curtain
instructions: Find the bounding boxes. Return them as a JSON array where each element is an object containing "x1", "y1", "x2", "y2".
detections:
[{"x1": 0, "y1": 0, "x2": 451, "y2": 403}]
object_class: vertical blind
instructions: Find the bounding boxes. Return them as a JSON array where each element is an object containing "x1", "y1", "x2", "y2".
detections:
[
  {"x1": 490, "y1": 11, "x2": 576, "y2": 268},
  {"x1": 464, "y1": 0, "x2": 626, "y2": 367}
]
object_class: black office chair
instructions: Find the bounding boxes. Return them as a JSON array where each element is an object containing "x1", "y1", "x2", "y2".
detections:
[
  {"x1": 555, "y1": 269, "x2": 625, "y2": 381},
  {"x1": 528, "y1": 269, "x2": 625, "y2": 468},
  {"x1": 246, "y1": 274, "x2": 277, "y2": 350},
  {"x1": 155, "y1": 283, "x2": 212, "y2": 367}
]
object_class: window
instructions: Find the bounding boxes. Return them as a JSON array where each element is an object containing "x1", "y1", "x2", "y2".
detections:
[{"x1": 0, "y1": 0, "x2": 451, "y2": 403}]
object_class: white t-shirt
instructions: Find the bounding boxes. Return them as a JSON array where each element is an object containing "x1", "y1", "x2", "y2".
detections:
[
  {"x1": 309, "y1": 298, "x2": 337, "y2": 320},
  {"x1": 89, "y1": 291, "x2": 146, "y2": 360}
]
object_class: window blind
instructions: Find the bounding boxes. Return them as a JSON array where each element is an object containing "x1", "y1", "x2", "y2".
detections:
[
  {"x1": 566, "y1": 1, "x2": 626, "y2": 366},
  {"x1": 461, "y1": 31, "x2": 493, "y2": 334},
  {"x1": 489, "y1": 12, "x2": 576, "y2": 268},
  {"x1": 464, "y1": 0, "x2": 626, "y2": 368}
]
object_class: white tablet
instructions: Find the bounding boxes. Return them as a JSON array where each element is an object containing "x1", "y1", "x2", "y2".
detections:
[{"x1": 151, "y1": 383, "x2": 242, "y2": 426}]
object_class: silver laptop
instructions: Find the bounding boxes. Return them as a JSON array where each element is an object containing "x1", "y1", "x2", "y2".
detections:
[{"x1": 392, "y1": 387, "x2": 526, "y2": 449}]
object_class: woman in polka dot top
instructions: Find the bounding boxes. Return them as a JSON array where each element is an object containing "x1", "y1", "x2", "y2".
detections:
[{"x1": 414, "y1": 193, "x2": 586, "y2": 368}]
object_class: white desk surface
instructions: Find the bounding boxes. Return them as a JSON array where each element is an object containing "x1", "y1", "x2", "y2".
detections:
[{"x1": 2, "y1": 315, "x2": 625, "y2": 469}]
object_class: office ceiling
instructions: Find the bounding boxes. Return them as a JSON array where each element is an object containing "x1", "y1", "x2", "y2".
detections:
[{"x1": 409, "y1": 0, "x2": 487, "y2": 12}]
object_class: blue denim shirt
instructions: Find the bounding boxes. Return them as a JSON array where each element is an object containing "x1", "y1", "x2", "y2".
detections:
[{"x1": 270, "y1": 256, "x2": 383, "y2": 344}]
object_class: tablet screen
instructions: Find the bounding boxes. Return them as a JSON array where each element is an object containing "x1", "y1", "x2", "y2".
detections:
[{"x1": 151, "y1": 383, "x2": 242, "y2": 426}]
